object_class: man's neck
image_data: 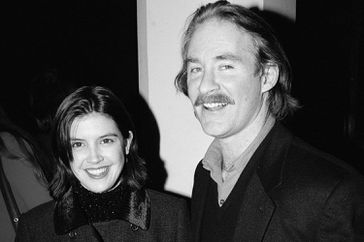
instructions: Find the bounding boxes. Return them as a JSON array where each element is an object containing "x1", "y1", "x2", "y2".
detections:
[{"x1": 218, "y1": 102, "x2": 270, "y2": 165}]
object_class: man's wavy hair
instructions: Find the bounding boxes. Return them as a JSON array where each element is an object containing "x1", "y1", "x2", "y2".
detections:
[
  {"x1": 175, "y1": 0, "x2": 299, "y2": 120},
  {"x1": 49, "y1": 86, "x2": 147, "y2": 201}
]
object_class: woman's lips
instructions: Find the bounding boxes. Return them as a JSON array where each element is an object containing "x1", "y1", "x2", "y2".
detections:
[{"x1": 85, "y1": 166, "x2": 109, "y2": 179}]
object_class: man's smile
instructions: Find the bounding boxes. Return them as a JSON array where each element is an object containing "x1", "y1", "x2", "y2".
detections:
[
  {"x1": 194, "y1": 93, "x2": 235, "y2": 109},
  {"x1": 202, "y1": 102, "x2": 228, "y2": 111}
]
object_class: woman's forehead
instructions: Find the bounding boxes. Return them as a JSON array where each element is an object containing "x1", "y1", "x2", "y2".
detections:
[{"x1": 70, "y1": 112, "x2": 122, "y2": 139}]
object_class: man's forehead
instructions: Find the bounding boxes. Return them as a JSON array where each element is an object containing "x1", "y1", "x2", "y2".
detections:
[
  {"x1": 190, "y1": 18, "x2": 253, "y2": 40},
  {"x1": 186, "y1": 20, "x2": 256, "y2": 59}
]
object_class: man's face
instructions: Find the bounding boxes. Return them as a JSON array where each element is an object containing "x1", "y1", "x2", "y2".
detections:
[{"x1": 186, "y1": 19, "x2": 266, "y2": 139}]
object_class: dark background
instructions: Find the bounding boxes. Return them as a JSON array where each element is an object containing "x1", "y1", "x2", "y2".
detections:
[
  {"x1": 2, "y1": 0, "x2": 363, "y2": 190},
  {"x1": 290, "y1": 0, "x2": 364, "y2": 173},
  {"x1": 2, "y1": 0, "x2": 139, "y2": 123},
  {"x1": 255, "y1": 0, "x2": 364, "y2": 174}
]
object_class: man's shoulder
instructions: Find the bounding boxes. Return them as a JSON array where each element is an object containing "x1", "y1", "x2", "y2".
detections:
[
  {"x1": 288, "y1": 136, "x2": 362, "y2": 181},
  {"x1": 273, "y1": 135, "x2": 364, "y2": 206},
  {"x1": 268, "y1": 123, "x2": 362, "y2": 183}
]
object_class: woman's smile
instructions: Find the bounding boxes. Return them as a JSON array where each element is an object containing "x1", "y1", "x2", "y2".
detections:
[{"x1": 85, "y1": 166, "x2": 110, "y2": 179}]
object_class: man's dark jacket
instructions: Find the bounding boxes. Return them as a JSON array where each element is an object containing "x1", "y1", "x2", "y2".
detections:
[{"x1": 191, "y1": 123, "x2": 364, "y2": 241}]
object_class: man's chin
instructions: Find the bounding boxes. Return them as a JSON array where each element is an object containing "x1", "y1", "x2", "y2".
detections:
[{"x1": 201, "y1": 124, "x2": 228, "y2": 138}]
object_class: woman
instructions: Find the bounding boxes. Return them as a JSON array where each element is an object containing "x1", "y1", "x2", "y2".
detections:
[{"x1": 15, "y1": 86, "x2": 190, "y2": 241}]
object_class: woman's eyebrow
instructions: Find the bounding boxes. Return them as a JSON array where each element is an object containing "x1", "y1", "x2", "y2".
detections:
[
  {"x1": 70, "y1": 138, "x2": 83, "y2": 141},
  {"x1": 99, "y1": 133, "x2": 119, "y2": 139}
]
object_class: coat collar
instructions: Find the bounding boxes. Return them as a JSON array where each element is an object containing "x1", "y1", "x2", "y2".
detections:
[
  {"x1": 191, "y1": 162, "x2": 210, "y2": 241},
  {"x1": 54, "y1": 186, "x2": 151, "y2": 235},
  {"x1": 232, "y1": 173, "x2": 275, "y2": 241},
  {"x1": 255, "y1": 123, "x2": 292, "y2": 193}
]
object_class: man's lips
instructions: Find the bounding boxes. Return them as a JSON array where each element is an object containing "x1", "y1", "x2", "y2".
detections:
[
  {"x1": 194, "y1": 93, "x2": 235, "y2": 110},
  {"x1": 203, "y1": 102, "x2": 228, "y2": 110}
]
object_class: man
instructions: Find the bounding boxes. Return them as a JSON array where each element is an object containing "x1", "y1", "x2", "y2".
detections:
[{"x1": 175, "y1": 1, "x2": 364, "y2": 241}]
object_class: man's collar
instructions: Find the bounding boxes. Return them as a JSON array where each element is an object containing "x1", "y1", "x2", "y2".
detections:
[{"x1": 202, "y1": 138, "x2": 223, "y2": 182}]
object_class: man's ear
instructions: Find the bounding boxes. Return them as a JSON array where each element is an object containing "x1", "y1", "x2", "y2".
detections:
[
  {"x1": 261, "y1": 63, "x2": 279, "y2": 93},
  {"x1": 125, "y1": 131, "x2": 133, "y2": 155}
]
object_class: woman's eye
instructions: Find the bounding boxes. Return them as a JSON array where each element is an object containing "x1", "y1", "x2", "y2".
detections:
[
  {"x1": 101, "y1": 138, "x2": 114, "y2": 144},
  {"x1": 71, "y1": 142, "x2": 83, "y2": 149}
]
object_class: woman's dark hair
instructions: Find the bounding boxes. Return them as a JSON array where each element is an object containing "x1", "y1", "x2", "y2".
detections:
[
  {"x1": 175, "y1": 0, "x2": 299, "y2": 120},
  {"x1": 49, "y1": 86, "x2": 147, "y2": 200}
]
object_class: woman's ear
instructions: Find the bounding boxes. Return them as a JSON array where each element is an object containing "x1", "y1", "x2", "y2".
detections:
[
  {"x1": 261, "y1": 63, "x2": 279, "y2": 93},
  {"x1": 125, "y1": 131, "x2": 133, "y2": 155}
]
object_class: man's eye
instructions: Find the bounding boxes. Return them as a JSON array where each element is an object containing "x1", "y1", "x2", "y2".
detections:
[
  {"x1": 189, "y1": 67, "x2": 202, "y2": 74},
  {"x1": 101, "y1": 138, "x2": 114, "y2": 144},
  {"x1": 71, "y1": 142, "x2": 83, "y2": 149},
  {"x1": 221, "y1": 65, "x2": 233, "y2": 70}
]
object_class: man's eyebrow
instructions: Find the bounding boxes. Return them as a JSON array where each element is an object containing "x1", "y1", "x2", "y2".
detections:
[
  {"x1": 215, "y1": 53, "x2": 242, "y2": 62},
  {"x1": 186, "y1": 54, "x2": 243, "y2": 63},
  {"x1": 186, "y1": 57, "x2": 199, "y2": 63}
]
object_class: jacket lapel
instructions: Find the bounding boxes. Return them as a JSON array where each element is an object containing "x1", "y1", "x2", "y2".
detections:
[
  {"x1": 191, "y1": 162, "x2": 210, "y2": 242},
  {"x1": 233, "y1": 123, "x2": 293, "y2": 241},
  {"x1": 233, "y1": 173, "x2": 275, "y2": 241}
]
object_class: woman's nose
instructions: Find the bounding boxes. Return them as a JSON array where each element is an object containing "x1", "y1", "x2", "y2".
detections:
[{"x1": 87, "y1": 147, "x2": 103, "y2": 163}]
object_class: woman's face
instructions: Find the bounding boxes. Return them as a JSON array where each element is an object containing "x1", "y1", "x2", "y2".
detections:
[{"x1": 69, "y1": 112, "x2": 132, "y2": 193}]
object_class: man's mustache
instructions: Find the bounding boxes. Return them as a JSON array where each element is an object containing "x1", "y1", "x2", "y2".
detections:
[{"x1": 194, "y1": 93, "x2": 235, "y2": 106}]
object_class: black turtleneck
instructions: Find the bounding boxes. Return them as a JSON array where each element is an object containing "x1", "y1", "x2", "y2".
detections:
[{"x1": 72, "y1": 181, "x2": 125, "y2": 223}]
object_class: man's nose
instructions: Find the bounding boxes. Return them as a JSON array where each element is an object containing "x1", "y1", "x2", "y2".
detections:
[
  {"x1": 87, "y1": 146, "x2": 103, "y2": 163},
  {"x1": 198, "y1": 70, "x2": 219, "y2": 94}
]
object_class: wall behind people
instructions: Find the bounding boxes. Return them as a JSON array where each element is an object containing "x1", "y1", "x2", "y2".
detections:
[{"x1": 137, "y1": 0, "x2": 296, "y2": 197}]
